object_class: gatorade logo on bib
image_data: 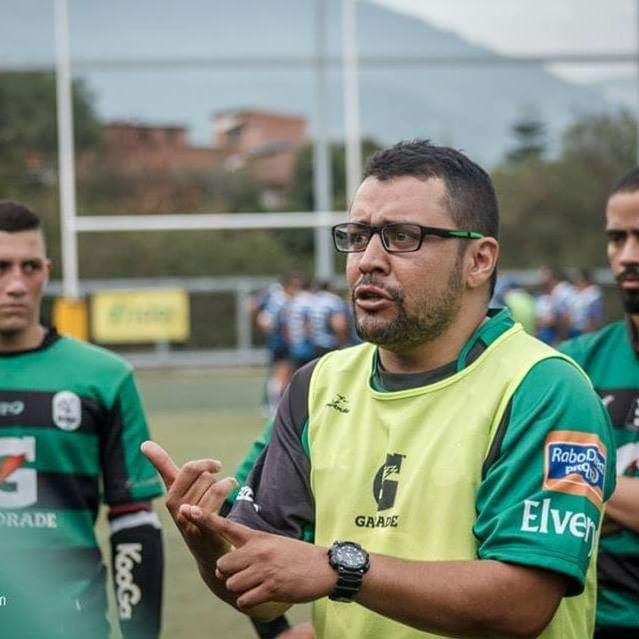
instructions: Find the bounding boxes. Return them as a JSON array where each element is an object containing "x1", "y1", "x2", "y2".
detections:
[{"x1": 543, "y1": 431, "x2": 606, "y2": 508}]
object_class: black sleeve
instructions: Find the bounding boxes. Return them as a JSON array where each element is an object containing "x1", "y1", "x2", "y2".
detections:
[
  {"x1": 110, "y1": 513, "x2": 164, "y2": 639},
  {"x1": 228, "y1": 359, "x2": 318, "y2": 540},
  {"x1": 250, "y1": 617, "x2": 291, "y2": 639}
]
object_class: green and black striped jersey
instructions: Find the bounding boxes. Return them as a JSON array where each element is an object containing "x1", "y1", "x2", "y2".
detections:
[
  {"x1": 560, "y1": 320, "x2": 639, "y2": 635},
  {"x1": 0, "y1": 329, "x2": 163, "y2": 639}
]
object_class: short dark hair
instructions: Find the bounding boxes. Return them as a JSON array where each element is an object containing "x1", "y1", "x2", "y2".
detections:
[
  {"x1": 0, "y1": 201, "x2": 41, "y2": 233},
  {"x1": 611, "y1": 167, "x2": 639, "y2": 197},
  {"x1": 363, "y1": 140, "x2": 499, "y2": 294}
]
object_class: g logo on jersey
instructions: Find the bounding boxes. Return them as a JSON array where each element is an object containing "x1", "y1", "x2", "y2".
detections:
[
  {"x1": 52, "y1": 391, "x2": 82, "y2": 431},
  {"x1": 543, "y1": 431, "x2": 606, "y2": 508},
  {"x1": 0, "y1": 437, "x2": 36, "y2": 508},
  {"x1": 373, "y1": 453, "x2": 405, "y2": 511}
]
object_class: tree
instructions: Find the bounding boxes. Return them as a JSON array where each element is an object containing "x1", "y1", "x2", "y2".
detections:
[
  {"x1": 561, "y1": 110, "x2": 636, "y2": 185},
  {"x1": 505, "y1": 107, "x2": 547, "y2": 165},
  {"x1": 284, "y1": 139, "x2": 382, "y2": 254},
  {"x1": 493, "y1": 110, "x2": 636, "y2": 270},
  {"x1": 288, "y1": 138, "x2": 382, "y2": 213},
  {"x1": 0, "y1": 72, "x2": 102, "y2": 192}
]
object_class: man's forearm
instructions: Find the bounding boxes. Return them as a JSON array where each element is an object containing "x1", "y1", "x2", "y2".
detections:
[
  {"x1": 604, "y1": 476, "x2": 639, "y2": 532},
  {"x1": 354, "y1": 556, "x2": 567, "y2": 639},
  {"x1": 186, "y1": 509, "x2": 567, "y2": 637}
]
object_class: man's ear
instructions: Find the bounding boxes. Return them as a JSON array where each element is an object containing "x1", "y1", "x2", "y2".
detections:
[{"x1": 466, "y1": 238, "x2": 499, "y2": 292}]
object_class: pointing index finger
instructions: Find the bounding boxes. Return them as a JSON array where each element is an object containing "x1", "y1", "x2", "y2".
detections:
[
  {"x1": 182, "y1": 508, "x2": 255, "y2": 548},
  {"x1": 141, "y1": 440, "x2": 179, "y2": 488}
]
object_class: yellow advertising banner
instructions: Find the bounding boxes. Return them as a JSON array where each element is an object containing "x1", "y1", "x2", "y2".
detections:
[{"x1": 91, "y1": 289, "x2": 190, "y2": 343}]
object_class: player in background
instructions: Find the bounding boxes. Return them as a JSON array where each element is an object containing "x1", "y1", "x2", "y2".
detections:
[
  {"x1": 560, "y1": 169, "x2": 639, "y2": 638},
  {"x1": 536, "y1": 267, "x2": 578, "y2": 344},
  {"x1": 0, "y1": 202, "x2": 164, "y2": 639},
  {"x1": 284, "y1": 275, "x2": 316, "y2": 369},
  {"x1": 571, "y1": 268, "x2": 604, "y2": 336},
  {"x1": 308, "y1": 281, "x2": 350, "y2": 357},
  {"x1": 253, "y1": 273, "x2": 304, "y2": 416}
]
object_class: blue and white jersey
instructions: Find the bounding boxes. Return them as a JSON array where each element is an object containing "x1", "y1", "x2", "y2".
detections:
[
  {"x1": 257, "y1": 285, "x2": 289, "y2": 352},
  {"x1": 286, "y1": 291, "x2": 316, "y2": 362},
  {"x1": 309, "y1": 290, "x2": 349, "y2": 350},
  {"x1": 572, "y1": 285, "x2": 604, "y2": 333}
]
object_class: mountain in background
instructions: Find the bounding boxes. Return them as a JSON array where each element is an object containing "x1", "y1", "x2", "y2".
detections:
[
  {"x1": 0, "y1": 0, "x2": 615, "y2": 166},
  {"x1": 588, "y1": 73, "x2": 636, "y2": 112}
]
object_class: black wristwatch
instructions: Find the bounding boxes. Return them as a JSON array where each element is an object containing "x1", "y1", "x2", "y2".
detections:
[{"x1": 327, "y1": 541, "x2": 370, "y2": 602}]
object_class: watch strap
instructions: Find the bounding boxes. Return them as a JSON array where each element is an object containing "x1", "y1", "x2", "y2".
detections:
[
  {"x1": 328, "y1": 541, "x2": 369, "y2": 602},
  {"x1": 331, "y1": 566, "x2": 365, "y2": 602}
]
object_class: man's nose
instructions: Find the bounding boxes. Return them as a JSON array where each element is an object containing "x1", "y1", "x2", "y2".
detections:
[
  {"x1": 4, "y1": 267, "x2": 27, "y2": 295},
  {"x1": 619, "y1": 235, "x2": 639, "y2": 266},
  {"x1": 357, "y1": 232, "x2": 390, "y2": 273}
]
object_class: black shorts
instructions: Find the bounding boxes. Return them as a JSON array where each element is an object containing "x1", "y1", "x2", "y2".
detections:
[{"x1": 270, "y1": 345, "x2": 290, "y2": 364}]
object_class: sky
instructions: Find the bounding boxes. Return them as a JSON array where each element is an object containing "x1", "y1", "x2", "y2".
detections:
[
  {"x1": 1, "y1": 1, "x2": 636, "y2": 84},
  {"x1": 374, "y1": 0, "x2": 637, "y2": 82}
]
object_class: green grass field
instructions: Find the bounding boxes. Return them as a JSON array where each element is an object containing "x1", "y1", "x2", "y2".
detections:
[{"x1": 100, "y1": 367, "x2": 311, "y2": 639}]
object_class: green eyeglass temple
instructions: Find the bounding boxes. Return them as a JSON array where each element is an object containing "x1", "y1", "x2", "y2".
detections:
[
  {"x1": 331, "y1": 223, "x2": 485, "y2": 253},
  {"x1": 447, "y1": 230, "x2": 484, "y2": 239}
]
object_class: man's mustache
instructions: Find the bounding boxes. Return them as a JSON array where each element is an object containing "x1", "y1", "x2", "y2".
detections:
[
  {"x1": 616, "y1": 265, "x2": 639, "y2": 284},
  {"x1": 351, "y1": 275, "x2": 403, "y2": 303}
]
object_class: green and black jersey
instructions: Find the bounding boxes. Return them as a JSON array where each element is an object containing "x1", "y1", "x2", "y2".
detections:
[
  {"x1": 0, "y1": 329, "x2": 163, "y2": 639},
  {"x1": 230, "y1": 309, "x2": 615, "y2": 639},
  {"x1": 560, "y1": 320, "x2": 639, "y2": 635}
]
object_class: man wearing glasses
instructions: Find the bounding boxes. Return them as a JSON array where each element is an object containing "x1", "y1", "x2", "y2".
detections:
[{"x1": 145, "y1": 140, "x2": 614, "y2": 639}]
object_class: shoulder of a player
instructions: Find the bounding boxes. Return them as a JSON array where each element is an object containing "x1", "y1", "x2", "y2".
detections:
[
  {"x1": 486, "y1": 356, "x2": 614, "y2": 487},
  {"x1": 514, "y1": 356, "x2": 598, "y2": 408},
  {"x1": 505, "y1": 357, "x2": 610, "y2": 446},
  {"x1": 55, "y1": 335, "x2": 134, "y2": 379},
  {"x1": 558, "y1": 321, "x2": 624, "y2": 360}
]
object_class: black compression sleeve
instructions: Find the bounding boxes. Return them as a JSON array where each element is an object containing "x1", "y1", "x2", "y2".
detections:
[
  {"x1": 110, "y1": 516, "x2": 163, "y2": 639},
  {"x1": 251, "y1": 616, "x2": 291, "y2": 638}
]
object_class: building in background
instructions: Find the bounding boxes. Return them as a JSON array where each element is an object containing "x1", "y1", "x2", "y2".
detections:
[
  {"x1": 101, "y1": 109, "x2": 307, "y2": 208},
  {"x1": 103, "y1": 122, "x2": 228, "y2": 174},
  {"x1": 213, "y1": 109, "x2": 307, "y2": 207}
]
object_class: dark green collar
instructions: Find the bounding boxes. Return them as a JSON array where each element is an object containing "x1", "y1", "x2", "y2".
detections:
[
  {"x1": 372, "y1": 308, "x2": 515, "y2": 392},
  {"x1": 0, "y1": 327, "x2": 60, "y2": 358}
]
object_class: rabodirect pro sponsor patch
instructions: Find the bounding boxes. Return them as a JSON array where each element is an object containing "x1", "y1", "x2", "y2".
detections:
[{"x1": 543, "y1": 431, "x2": 606, "y2": 508}]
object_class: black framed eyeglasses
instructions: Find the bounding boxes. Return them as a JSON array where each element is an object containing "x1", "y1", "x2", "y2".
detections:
[{"x1": 331, "y1": 222, "x2": 484, "y2": 254}]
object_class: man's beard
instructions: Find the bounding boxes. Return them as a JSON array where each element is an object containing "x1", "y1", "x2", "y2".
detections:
[
  {"x1": 617, "y1": 265, "x2": 639, "y2": 314},
  {"x1": 352, "y1": 259, "x2": 464, "y2": 350}
]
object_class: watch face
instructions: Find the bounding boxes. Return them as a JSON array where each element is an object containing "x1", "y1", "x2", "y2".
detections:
[{"x1": 335, "y1": 543, "x2": 366, "y2": 569}]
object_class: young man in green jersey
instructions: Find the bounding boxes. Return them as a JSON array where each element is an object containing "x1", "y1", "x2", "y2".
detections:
[
  {"x1": 560, "y1": 168, "x2": 639, "y2": 639},
  {"x1": 144, "y1": 141, "x2": 615, "y2": 639},
  {"x1": 0, "y1": 202, "x2": 164, "y2": 638}
]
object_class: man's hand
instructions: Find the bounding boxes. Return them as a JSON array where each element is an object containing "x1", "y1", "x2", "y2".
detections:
[
  {"x1": 141, "y1": 441, "x2": 237, "y2": 571},
  {"x1": 180, "y1": 505, "x2": 336, "y2": 610}
]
